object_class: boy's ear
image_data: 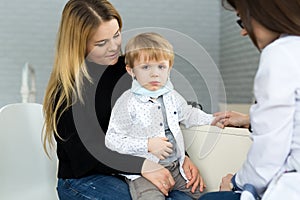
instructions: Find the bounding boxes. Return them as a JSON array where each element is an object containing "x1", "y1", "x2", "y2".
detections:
[{"x1": 126, "y1": 65, "x2": 134, "y2": 76}]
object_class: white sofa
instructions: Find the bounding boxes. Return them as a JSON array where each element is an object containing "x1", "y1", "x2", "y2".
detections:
[
  {"x1": 181, "y1": 125, "x2": 252, "y2": 192},
  {"x1": 0, "y1": 102, "x2": 251, "y2": 198}
]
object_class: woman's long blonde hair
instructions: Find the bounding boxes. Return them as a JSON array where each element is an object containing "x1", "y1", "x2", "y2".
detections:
[{"x1": 43, "y1": 0, "x2": 122, "y2": 156}]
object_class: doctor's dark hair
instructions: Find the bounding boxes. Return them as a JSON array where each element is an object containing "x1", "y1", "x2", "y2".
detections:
[{"x1": 222, "y1": 0, "x2": 300, "y2": 48}]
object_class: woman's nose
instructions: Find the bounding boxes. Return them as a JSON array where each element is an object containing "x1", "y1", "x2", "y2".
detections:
[{"x1": 108, "y1": 40, "x2": 118, "y2": 51}]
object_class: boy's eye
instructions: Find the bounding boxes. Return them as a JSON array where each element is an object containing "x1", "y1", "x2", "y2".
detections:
[
  {"x1": 142, "y1": 65, "x2": 150, "y2": 70},
  {"x1": 158, "y1": 65, "x2": 167, "y2": 70}
]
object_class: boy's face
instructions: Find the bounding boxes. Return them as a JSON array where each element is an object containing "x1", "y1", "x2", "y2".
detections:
[{"x1": 128, "y1": 54, "x2": 171, "y2": 91}]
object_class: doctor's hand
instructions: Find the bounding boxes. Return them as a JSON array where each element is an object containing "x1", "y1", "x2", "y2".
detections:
[
  {"x1": 220, "y1": 173, "x2": 234, "y2": 191},
  {"x1": 148, "y1": 137, "x2": 173, "y2": 159},
  {"x1": 212, "y1": 111, "x2": 250, "y2": 128}
]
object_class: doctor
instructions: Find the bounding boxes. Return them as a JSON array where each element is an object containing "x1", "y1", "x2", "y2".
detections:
[{"x1": 205, "y1": 0, "x2": 300, "y2": 199}]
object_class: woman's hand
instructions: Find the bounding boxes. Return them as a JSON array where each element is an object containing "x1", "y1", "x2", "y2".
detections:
[
  {"x1": 183, "y1": 156, "x2": 206, "y2": 193},
  {"x1": 219, "y1": 173, "x2": 234, "y2": 191},
  {"x1": 141, "y1": 159, "x2": 175, "y2": 196},
  {"x1": 212, "y1": 111, "x2": 250, "y2": 128}
]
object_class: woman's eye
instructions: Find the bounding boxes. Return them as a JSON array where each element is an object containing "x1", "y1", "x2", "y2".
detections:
[
  {"x1": 113, "y1": 32, "x2": 120, "y2": 39},
  {"x1": 95, "y1": 41, "x2": 106, "y2": 47}
]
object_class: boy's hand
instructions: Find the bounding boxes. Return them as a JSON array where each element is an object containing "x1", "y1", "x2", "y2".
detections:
[{"x1": 148, "y1": 137, "x2": 173, "y2": 159}]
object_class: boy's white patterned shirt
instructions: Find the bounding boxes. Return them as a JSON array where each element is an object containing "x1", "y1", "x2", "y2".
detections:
[{"x1": 105, "y1": 89, "x2": 214, "y2": 180}]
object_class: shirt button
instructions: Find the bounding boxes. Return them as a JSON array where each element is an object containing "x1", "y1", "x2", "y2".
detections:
[
  {"x1": 160, "y1": 123, "x2": 163, "y2": 126},
  {"x1": 174, "y1": 111, "x2": 177, "y2": 114},
  {"x1": 158, "y1": 106, "x2": 161, "y2": 109}
]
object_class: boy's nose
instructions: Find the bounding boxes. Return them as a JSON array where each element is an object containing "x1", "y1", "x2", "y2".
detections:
[
  {"x1": 151, "y1": 72, "x2": 159, "y2": 77},
  {"x1": 150, "y1": 67, "x2": 160, "y2": 76}
]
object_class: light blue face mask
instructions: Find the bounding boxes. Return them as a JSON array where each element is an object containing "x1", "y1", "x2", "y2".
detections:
[{"x1": 131, "y1": 78, "x2": 173, "y2": 98}]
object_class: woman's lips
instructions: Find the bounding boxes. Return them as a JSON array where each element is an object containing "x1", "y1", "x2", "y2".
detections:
[{"x1": 107, "y1": 52, "x2": 119, "y2": 59}]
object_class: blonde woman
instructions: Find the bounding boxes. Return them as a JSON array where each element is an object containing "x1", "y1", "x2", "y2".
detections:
[{"x1": 43, "y1": 0, "x2": 203, "y2": 199}]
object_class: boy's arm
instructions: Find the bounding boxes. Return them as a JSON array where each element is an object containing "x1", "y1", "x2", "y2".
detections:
[
  {"x1": 173, "y1": 91, "x2": 214, "y2": 127},
  {"x1": 105, "y1": 98, "x2": 148, "y2": 155}
]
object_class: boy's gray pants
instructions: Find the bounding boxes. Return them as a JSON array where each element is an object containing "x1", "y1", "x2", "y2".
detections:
[{"x1": 127, "y1": 161, "x2": 203, "y2": 200}]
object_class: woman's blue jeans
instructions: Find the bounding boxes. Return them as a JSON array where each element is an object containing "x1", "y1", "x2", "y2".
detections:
[{"x1": 57, "y1": 174, "x2": 193, "y2": 200}]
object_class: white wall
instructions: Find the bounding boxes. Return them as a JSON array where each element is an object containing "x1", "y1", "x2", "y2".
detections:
[
  {"x1": 0, "y1": 0, "x2": 258, "y2": 111},
  {"x1": 0, "y1": 0, "x2": 67, "y2": 107},
  {"x1": 0, "y1": 0, "x2": 221, "y2": 112},
  {"x1": 219, "y1": 8, "x2": 259, "y2": 104},
  {"x1": 110, "y1": 0, "x2": 221, "y2": 112}
]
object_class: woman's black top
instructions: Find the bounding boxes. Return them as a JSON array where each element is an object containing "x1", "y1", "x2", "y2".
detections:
[{"x1": 55, "y1": 56, "x2": 145, "y2": 179}]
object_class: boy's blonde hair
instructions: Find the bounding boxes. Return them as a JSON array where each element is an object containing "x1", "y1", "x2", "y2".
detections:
[{"x1": 125, "y1": 32, "x2": 174, "y2": 68}]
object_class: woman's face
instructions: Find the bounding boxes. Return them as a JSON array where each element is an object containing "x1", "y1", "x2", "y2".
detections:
[
  {"x1": 250, "y1": 19, "x2": 280, "y2": 49},
  {"x1": 86, "y1": 19, "x2": 121, "y2": 65},
  {"x1": 237, "y1": 14, "x2": 280, "y2": 49}
]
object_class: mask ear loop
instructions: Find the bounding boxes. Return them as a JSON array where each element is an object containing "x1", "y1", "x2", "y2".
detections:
[
  {"x1": 164, "y1": 73, "x2": 172, "y2": 90},
  {"x1": 131, "y1": 69, "x2": 137, "y2": 80}
]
